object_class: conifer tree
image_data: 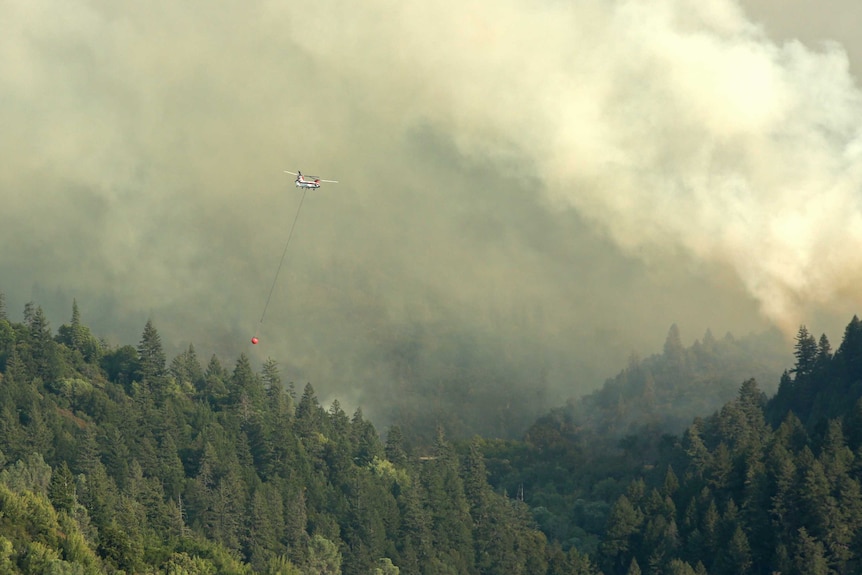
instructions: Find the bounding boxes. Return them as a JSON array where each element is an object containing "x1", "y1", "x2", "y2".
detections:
[
  {"x1": 284, "y1": 487, "x2": 310, "y2": 564},
  {"x1": 815, "y1": 334, "x2": 832, "y2": 371},
  {"x1": 262, "y1": 357, "x2": 281, "y2": 390},
  {"x1": 137, "y1": 319, "x2": 167, "y2": 397},
  {"x1": 725, "y1": 525, "x2": 752, "y2": 575},
  {"x1": 664, "y1": 323, "x2": 686, "y2": 369},
  {"x1": 351, "y1": 408, "x2": 381, "y2": 466},
  {"x1": 48, "y1": 461, "x2": 77, "y2": 512},
  {"x1": 26, "y1": 305, "x2": 62, "y2": 383},
  {"x1": 296, "y1": 383, "x2": 323, "y2": 441},
  {"x1": 836, "y1": 315, "x2": 862, "y2": 382},
  {"x1": 793, "y1": 527, "x2": 829, "y2": 575},
  {"x1": 170, "y1": 343, "x2": 204, "y2": 391},
  {"x1": 792, "y1": 325, "x2": 817, "y2": 378},
  {"x1": 203, "y1": 354, "x2": 228, "y2": 401},
  {"x1": 230, "y1": 353, "x2": 262, "y2": 418},
  {"x1": 600, "y1": 494, "x2": 643, "y2": 573}
]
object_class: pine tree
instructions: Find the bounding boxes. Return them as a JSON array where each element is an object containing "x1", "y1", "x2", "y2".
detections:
[
  {"x1": 396, "y1": 481, "x2": 431, "y2": 573},
  {"x1": 663, "y1": 465, "x2": 680, "y2": 498},
  {"x1": 793, "y1": 527, "x2": 830, "y2": 575},
  {"x1": 169, "y1": 343, "x2": 204, "y2": 391},
  {"x1": 48, "y1": 461, "x2": 77, "y2": 512},
  {"x1": 295, "y1": 383, "x2": 323, "y2": 441},
  {"x1": 262, "y1": 357, "x2": 281, "y2": 390},
  {"x1": 836, "y1": 315, "x2": 862, "y2": 383},
  {"x1": 204, "y1": 354, "x2": 228, "y2": 402},
  {"x1": 350, "y1": 408, "x2": 381, "y2": 466},
  {"x1": 284, "y1": 487, "x2": 310, "y2": 564},
  {"x1": 137, "y1": 319, "x2": 167, "y2": 396},
  {"x1": 725, "y1": 525, "x2": 752, "y2": 575},
  {"x1": 792, "y1": 325, "x2": 817, "y2": 379},
  {"x1": 230, "y1": 353, "x2": 262, "y2": 419},
  {"x1": 664, "y1": 323, "x2": 686, "y2": 369},
  {"x1": 815, "y1": 334, "x2": 832, "y2": 372},
  {"x1": 421, "y1": 426, "x2": 474, "y2": 572},
  {"x1": 599, "y1": 494, "x2": 643, "y2": 573},
  {"x1": 246, "y1": 482, "x2": 287, "y2": 570},
  {"x1": 26, "y1": 305, "x2": 62, "y2": 383}
]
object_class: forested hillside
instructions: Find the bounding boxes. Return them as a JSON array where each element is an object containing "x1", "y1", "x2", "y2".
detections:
[
  {"x1": 482, "y1": 317, "x2": 862, "y2": 574},
  {"x1": 0, "y1": 295, "x2": 597, "y2": 574},
  {"x1": 4, "y1": 290, "x2": 862, "y2": 575},
  {"x1": 475, "y1": 324, "x2": 785, "y2": 551}
]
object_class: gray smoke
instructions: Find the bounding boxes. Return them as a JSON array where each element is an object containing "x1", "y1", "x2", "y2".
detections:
[{"x1": 0, "y1": 0, "x2": 856, "y2": 425}]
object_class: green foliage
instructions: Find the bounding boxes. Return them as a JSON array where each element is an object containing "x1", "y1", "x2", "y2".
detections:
[
  {"x1": 265, "y1": 554, "x2": 302, "y2": 575},
  {"x1": 301, "y1": 535, "x2": 341, "y2": 575},
  {"x1": 100, "y1": 345, "x2": 138, "y2": 388},
  {"x1": 164, "y1": 551, "x2": 219, "y2": 575},
  {"x1": 11, "y1": 301, "x2": 862, "y2": 575},
  {"x1": 0, "y1": 300, "x2": 576, "y2": 575}
]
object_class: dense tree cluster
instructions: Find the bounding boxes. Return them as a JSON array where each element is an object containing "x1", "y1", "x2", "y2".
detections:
[
  {"x1": 480, "y1": 326, "x2": 787, "y2": 554},
  {"x1": 0, "y1": 297, "x2": 595, "y2": 574},
  {"x1": 5, "y1": 291, "x2": 862, "y2": 575},
  {"x1": 483, "y1": 317, "x2": 862, "y2": 574}
]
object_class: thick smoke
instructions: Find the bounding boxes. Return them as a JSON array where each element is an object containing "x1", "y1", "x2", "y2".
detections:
[
  {"x1": 297, "y1": 0, "x2": 862, "y2": 333},
  {"x1": 0, "y1": 0, "x2": 856, "y2": 429}
]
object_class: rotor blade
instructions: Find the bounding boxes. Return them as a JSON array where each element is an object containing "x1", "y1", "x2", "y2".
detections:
[
  {"x1": 284, "y1": 170, "x2": 298, "y2": 176},
  {"x1": 319, "y1": 179, "x2": 339, "y2": 183}
]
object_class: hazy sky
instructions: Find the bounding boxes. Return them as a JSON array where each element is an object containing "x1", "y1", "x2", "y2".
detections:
[{"x1": 2, "y1": 0, "x2": 860, "y2": 424}]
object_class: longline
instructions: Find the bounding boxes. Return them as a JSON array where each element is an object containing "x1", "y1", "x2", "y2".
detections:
[{"x1": 257, "y1": 188, "x2": 308, "y2": 330}]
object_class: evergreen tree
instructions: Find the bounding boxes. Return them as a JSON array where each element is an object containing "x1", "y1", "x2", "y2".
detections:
[
  {"x1": 284, "y1": 487, "x2": 310, "y2": 564},
  {"x1": 815, "y1": 334, "x2": 832, "y2": 373},
  {"x1": 792, "y1": 325, "x2": 817, "y2": 379},
  {"x1": 351, "y1": 408, "x2": 381, "y2": 467},
  {"x1": 421, "y1": 427, "x2": 474, "y2": 572},
  {"x1": 56, "y1": 299, "x2": 101, "y2": 363},
  {"x1": 26, "y1": 305, "x2": 63, "y2": 383},
  {"x1": 295, "y1": 383, "x2": 323, "y2": 441},
  {"x1": 230, "y1": 353, "x2": 263, "y2": 419},
  {"x1": 599, "y1": 494, "x2": 643, "y2": 574},
  {"x1": 663, "y1": 323, "x2": 686, "y2": 369},
  {"x1": 137, "y1": 319, "x2": 167, "y2": 396},
  {"x1": 48, "y1": 461, "x2": 77, "y2": 512},
  {"x1": 246, "y1": 482, "x2": 287, "y2": 570},
  {"x1": 204, "y1": 354, "x2": 229, "y2": 402},
  {"x1": 792, "y1": 527, "x2": 830, "y2": 575},
  {"x1": 170, "y1": 343, "x2": 204, "y2": 391},
  {"x1": 724, "y1": 525, "x2": 752, "y2": 575},
  {"x1": 262, "y1": 357, "x2": 281, "y2": 391}
]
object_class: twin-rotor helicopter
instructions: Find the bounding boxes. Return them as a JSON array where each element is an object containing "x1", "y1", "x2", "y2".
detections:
[{"x1": 284, "y1": 170, "x2": 338, "y2": 190}]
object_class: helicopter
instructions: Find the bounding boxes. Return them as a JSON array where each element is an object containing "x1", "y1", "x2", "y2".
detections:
[{"x1": 284, "y1": 170, "x2": 338, "y2": 190}]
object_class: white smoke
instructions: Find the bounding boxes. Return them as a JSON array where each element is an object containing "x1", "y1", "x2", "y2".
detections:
[
  {"x1": 295, "y1": 0, "x2": 862, "y2": 332},
  {"x1": 1, "y1": 0, "x2": 859, "y2": 389}
]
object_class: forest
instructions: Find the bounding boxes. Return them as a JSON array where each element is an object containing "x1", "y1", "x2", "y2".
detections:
[{"x1": 0, "y1": 291, "x2": 861, "y2": 574}]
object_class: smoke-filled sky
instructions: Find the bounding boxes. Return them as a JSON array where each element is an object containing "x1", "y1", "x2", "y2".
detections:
[{"x1": 2, "y1": 0, "x2": 860, "y2": 427}]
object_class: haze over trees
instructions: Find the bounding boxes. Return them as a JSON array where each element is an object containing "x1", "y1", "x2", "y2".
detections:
[
  {"x1": 1, "y1": 292, "x2": 861, "y2": 575},
  {"x1": 0, "y1": 296, "x2": 590, "y2": 574}
]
